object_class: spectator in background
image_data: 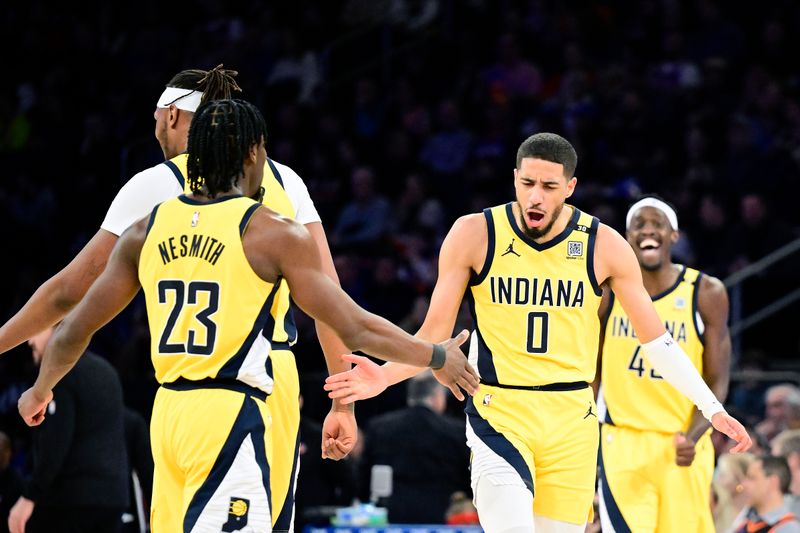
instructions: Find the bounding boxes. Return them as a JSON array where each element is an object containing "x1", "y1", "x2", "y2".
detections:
[
  {"x1": 364, "y1": 256, "x2": 416, "y2": 323},
  {"x1": 358, "y1": 372, "x2": 469, "y2": 524},
  {"x1": 420, "y1": 100, "x2": 473, "y2": 179},
  {"x1": 733, "y1": 456, "x2": 800, "y2": 532},
  {"x1": 332, "y1": 167, "x2": 391, "y2": 251},
  {"x1": 757, "y1": 385, "x2": 800, "y2": 443},
  {"x1": 713, "y1": 452, "x2": 755, "y2": 533},
  {"x1": 0, "y1": 432, "x2": 22, "y2": 533},
  {"x1": 730, "y1": 193, "x2": 788, "y2": 273},
  {"x1": 7, "y1": 327, "x2": 128, "y2": 533},
  {"x1": 773, "y1": 430, "x2": 800, "y2": 506}
]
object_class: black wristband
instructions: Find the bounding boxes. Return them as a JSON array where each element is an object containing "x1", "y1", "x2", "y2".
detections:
[{"x1": 428, "y1": 343, "x2": 446, "y2": 369}]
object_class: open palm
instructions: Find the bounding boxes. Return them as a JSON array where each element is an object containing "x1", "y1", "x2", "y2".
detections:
[{"x1": 324, "y1": 354, "x2": 389, "y2": 404}]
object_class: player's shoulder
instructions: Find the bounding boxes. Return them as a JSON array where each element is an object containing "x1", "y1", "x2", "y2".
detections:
[
  {"x1": 595, "y1": 222, "x2": 629, "y2": 253},
  {"x1": 116, "y1": 161, "x2": 185, "y2": 200},
  {"x1": 249, "y1": 202, "x2": 306, "y2": 238},
  {"x1": 452, "y1": 212, "x2": 488, "y2": 233},
  {"x1": 696, "y1": 270, "x2": 728, "y2": 299},
  {"x1": 269, "y1": 159, "x2": 303, "y2": 184},
  {"x1": 130, "y1": 160, "x2": 182, "y2": 185}
]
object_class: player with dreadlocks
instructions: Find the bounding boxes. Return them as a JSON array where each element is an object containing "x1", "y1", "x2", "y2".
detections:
[
  {"x1": 0, "y1": 65, "x2": 242, "y2": 353},
  {"x1": 0, "y1": 65, "x2": 359, "y2": 531},
  {"x1": 17, "y1": 99, "x2": 478, "y2": 533}
]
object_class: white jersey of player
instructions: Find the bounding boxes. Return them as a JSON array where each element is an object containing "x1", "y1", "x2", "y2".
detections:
[{"x1": 101, "y1": 158, "x2": 320, "y2": 236}]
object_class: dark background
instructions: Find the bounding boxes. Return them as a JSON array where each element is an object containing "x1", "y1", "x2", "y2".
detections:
[{"x1": 1, "y1": 0, "x2": 798, "y2": 474}]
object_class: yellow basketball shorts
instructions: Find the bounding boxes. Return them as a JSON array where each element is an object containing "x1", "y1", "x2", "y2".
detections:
[
  {"x1": 150, "y1": 385, "x2": 272, "y2": 533},
  {"x1": 267, "y1": 348, "x2": 301, "y2": 533},
  {"x1": 466, "y1": 383, "x2": 599, "y2": 525},
  {"x1": 599, "y1": 423, "x2": 714, "y2": 533}
]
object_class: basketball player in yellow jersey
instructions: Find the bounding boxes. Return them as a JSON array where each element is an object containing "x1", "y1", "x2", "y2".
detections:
[
  {"x1": 17, "y1": 100, "x2": 479, "y2": 533},
  {"x1": 166, "y1": 149, "x2": 346, "y2": 530},
  {"x1": 324, "y1": 132, "x2": 751, "y2": 532},
  {"x1": 0, "y1": 65, "x2": 357, "y2": 530},
  {"x1": 595, "y1": 196, "x2": 731, "y2": 532}
]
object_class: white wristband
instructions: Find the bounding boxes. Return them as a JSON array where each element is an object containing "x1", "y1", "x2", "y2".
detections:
[{"x1": 640, "y1": 332, "x2": 725, "y2": 421}]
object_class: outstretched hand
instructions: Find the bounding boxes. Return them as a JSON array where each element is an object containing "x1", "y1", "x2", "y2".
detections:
[
  {"x1": 711, "y1": 411, "x2": 752, "y2": 453},
  {"x1": 431, "y1": 329, "x2": 479, "y2": 401},
  {"x1": 324, "y1": 354, "x2": 389, "y2": 404}
]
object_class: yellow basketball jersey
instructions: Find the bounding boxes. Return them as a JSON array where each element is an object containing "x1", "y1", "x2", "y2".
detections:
[
  {"x1": 139, "y1": 194, "x2": 279, "y2": 392},
  {"x1": 170, "y1": 154, "x2": 298, "y2": 347},
  {"x1": 600, "y1": 266, "x2": 705, "y2": 433},
  {"x1": 468, "y1": 203, "x2": 603, "y2": 386}
]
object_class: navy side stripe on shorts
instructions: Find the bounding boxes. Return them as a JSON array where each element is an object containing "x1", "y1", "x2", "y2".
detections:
[
  {"x1": 599, "y1": 442, "x2": 632, "y2": 533},
  {"x1": 465, "y1": 401, "x2": 533, "y2": 494},
  {"x1": 184, "y1": 396, "x2": 271, "y2": 533}
]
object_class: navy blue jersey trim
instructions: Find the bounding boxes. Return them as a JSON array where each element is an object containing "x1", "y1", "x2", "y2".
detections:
[
  {"x1": 466, "y1": 290, "x2": 498, "y2": 384},
  {"x1": 587, "y1": 216, "x2": 602, "y2": 296},
  {"x1": 178, "y1": 193, "x2": 244, "y2": 206},
  {"x1": 651, "y1": 265, "x2": 687, "y2": 302},
  {"x1": 692, "y1": 271, "x2": 705, "y2": 345},
  {"x1": 161, "y1": 377, "x2": 268, "y2": 402},
  {"x1": 470, "y1": 208, "x2": 495, "y2": 286},
  {"x1": 267, "y1": 159, "x2": 285, "y2": 189},
  {"x1": 217, "y1": 281, "x2": 281, "y2": 380},
  {"x1": 163, "y1": 160, "x2": 186, "y2": 190},
  {"x1": 240, "y1": 203, "x2": 261, "y2": 236},
  {"x1": 505, "y1": 203, "x2": 580, "y2": 252},
  {"x1": 145, "y1": 203, "x2": 161, "y2": 237}
]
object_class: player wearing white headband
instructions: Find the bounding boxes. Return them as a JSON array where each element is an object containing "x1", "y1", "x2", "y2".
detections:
[
  {"x1": 323, "y1": 134, "x2": 750, "y2": 532},
  {"x1": 0, "y1": 65, "x2": 356, "y2": 532},
  {"x1": 595, "y1": 195, "x2": 731, "y2": 532}
]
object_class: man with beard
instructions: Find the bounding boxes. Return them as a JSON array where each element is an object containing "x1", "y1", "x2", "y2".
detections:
[
  {"x1": 595, "y1": 196, "x2": 731, "y2": 532},
  {"x1": 323, "y1": 132, "x2": 751, "y2": 532}
]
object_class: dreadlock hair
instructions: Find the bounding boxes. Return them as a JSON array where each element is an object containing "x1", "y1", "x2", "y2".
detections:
[
  {"x1": 187, "y1": 99, "x2": 267, "y2": 198},
  {"x1": 516, "y1": 132, "x2": 578, "y2": 177},
  {"x1": 166, "y1": 64, "x2": 242, "y2": 105}
]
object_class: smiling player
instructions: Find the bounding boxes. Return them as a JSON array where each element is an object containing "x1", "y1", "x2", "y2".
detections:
[{"x1": 595, "y1": 196, "x2": 731, "y2": 532}]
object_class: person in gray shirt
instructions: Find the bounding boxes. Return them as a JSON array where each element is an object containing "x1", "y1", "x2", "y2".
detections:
[{"x1": 732, "y1": 456, "x2": 800, "y2": 533}]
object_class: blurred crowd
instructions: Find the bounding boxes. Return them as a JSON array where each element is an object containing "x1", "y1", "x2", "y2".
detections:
[{"x1": 1, "y1": 0, "x2": 800, "y2": 530}]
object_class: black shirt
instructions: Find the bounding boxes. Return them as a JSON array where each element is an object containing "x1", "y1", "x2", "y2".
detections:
[{"x1": 23, "y1": 352, "x2": 129, "y2": 508}]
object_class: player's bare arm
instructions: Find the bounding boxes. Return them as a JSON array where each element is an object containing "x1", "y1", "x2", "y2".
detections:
[
  {"x1": 305, "y1": 220, "x2": 358, "y2": 460},
  {"x1": 595, "y1": 223, "x2": 751, "y2": 452},
  {"x1": 305, "y1": 221, "x2": 352, "y2": 378},
  {"x1": 684, "y1": 275, "x2": 732, "y2": 441},
  {"x1": 323, "y1": 213, "x2": 486, "y2": 402},
  {"x1": 18, "y1": 220, "x2": 147, "y2": 426},
  {"x1": 0, "y1": 229, "x2": 118, "y2": 355},
  {"x1": 244, "y1": 208, "x2": 477, "y2": 393}
]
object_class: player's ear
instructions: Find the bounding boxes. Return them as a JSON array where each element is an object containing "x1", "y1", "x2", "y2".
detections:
[
  {"x1": 247, "y1": 143, "x2": 258, "y2": 164},
  {"x1": 565, "y1": 176, "x2": 577, "y2": 198},
  {"x1": 167, "y1": 105, "x2": 180, "y2": 128},
  {"x1": 671, "y1": 230, "x2": 679, "y2": 244}
]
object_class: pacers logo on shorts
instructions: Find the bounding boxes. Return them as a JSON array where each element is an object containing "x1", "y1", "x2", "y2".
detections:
[{"x1": 222, "y1": 496, "x2": 250, "y2": 532}]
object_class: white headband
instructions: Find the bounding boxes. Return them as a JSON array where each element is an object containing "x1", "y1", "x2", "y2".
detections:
[
  {"x1": 626, "y1": 197, "x2": 679, "y2": 230},
  {"x1": 156, "y1": 87, "x2": 203, "y2": 112}
]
